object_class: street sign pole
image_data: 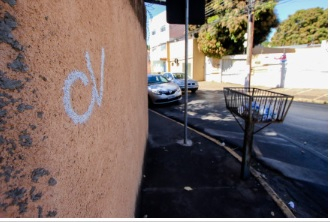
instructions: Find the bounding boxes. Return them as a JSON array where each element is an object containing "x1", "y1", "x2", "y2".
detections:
[
  {"x1": 166, "y1": 0, "x2": 204, "y2": 147},
  {"x1": 184, "y1": 0, "x2": 190, "y2": 145}
]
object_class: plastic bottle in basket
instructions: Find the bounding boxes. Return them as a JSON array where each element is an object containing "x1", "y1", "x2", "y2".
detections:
[
  {"x1": 238, "y1": 105, "x2": 244, "y2": 115},
  {"x1": 260, "y1": 103, "x2": 271, "y2": 121},
  {"x1": 270, "y1": 110, "x2": 277, "y2": 120},
  {"x1": 255, "y1": 101, "x2": 260, "y2": 111},
  {"x1": 264, "y1": 107, "x2": 269, "y2": 121},
  {"x1": 266, "y1": 103, "x2": 279, "y2": 121},
  {"x1": 270, "y1": 105, "x2": 278, "y2": 120},
  {"x1": 252, "y1": 101, "x2": 256, "y2": 110},
  {"x1": 252, "y1": 101, "x2": 259, "y2": 120},
  {"x1": 259, "y1": 106, "x2": 264, "y2": 116}
]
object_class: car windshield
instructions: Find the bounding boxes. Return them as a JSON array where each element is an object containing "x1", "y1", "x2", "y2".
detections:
[
  {"x1": 148, "y1": 75, "x2": 169, "y2": 85},
  {"x1": 173, "y1": 73, "x2": 185, "y2": 79}
]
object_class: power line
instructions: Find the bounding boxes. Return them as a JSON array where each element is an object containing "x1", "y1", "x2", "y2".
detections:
[{"x1": 149, "y1": 0, "x2": 296, "y2": 45}]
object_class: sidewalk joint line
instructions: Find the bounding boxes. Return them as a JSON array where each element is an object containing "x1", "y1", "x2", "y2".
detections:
[
  {"x1": 294, "y1": 88, "x2": 313, "y2": 95},
  {"x1": 314, "y1": 93, "x2": 328, "y2": 101}
]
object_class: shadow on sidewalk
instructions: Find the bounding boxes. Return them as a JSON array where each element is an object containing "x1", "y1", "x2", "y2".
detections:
[{"x1": 135, "y1": 110, "x2": 286, "y2": 218}]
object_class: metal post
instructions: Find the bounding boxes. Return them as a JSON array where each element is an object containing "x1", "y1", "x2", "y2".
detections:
[
  {"x1": 184, "y1": 0, "x2": 189, "y2": 145},
  {"x1": 241, "y1": 97, "x2": 254, "y2": 179},
  {"x1": 246, "y1": 0, "x2": 254, "y2": 88},
  {"x1": 280, "y1": 61, "x2": 286, "y2": 88}
]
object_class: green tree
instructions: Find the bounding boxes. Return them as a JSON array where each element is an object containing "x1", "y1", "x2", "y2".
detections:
[
  {"x1": 271, "y1": 8, "x2": 328, "y2": 46},
  {"x1": 196, "y1": 0, "x2": 278, "y2": 58}
]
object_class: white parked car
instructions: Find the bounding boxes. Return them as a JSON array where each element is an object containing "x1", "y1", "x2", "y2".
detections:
[
  {"x1": 163, "y1": 72, "x2": 199, "y2": 93},
  {"x1": 147, "y1": 74, "x2": 182, "y2": 105}
]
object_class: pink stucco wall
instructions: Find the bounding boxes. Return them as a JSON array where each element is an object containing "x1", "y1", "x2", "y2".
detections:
[{"x1": 0, "y1": 0, "x2": 147, "y2": 217}]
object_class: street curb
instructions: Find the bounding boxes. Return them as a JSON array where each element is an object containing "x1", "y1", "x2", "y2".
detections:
[
  {"x1": 198, "y1": 81, "x2": 328, "y2": 105},
  {"x1": 149, "y1": 109, "x2": 296, "y2": 218},
  {"x1": 293, "y1": 98, "x2": 328, "y2": 104}
]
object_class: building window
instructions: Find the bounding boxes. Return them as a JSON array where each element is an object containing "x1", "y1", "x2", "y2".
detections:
[
  {"x1": 160, "y1": 44, "x2": 166, "y2": 51},
  {"x1": 160, "y1": 25, "x2": 166, "y2": 32},
  {"x1": 152, "y1": 30, "x2": 156, "y2": 35}
]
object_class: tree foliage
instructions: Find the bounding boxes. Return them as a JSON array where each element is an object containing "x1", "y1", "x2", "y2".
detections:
[
  {"x1": 271, "y1": 8, "x2": 328, "y2": 46},
  {"x1": 196, "y1": 0, "x2": 278, "y2": 58}
]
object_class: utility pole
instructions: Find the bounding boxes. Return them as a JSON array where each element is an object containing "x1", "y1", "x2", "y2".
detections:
[{"x1": 246, "y1": 0, "x2": 255, "y2": 88}]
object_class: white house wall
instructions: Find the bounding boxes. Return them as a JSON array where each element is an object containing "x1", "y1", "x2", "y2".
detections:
[
  {"x1": 284, "y1": 47, "x2": 328, "y2": 89},
  {"x1": 150, "y1": 44, "x2": 167, "y2": 60},
  {"x1": 205, "y1": 57, "x2": 221, "y2": 82},
  {"x1": 169, "y1": 39, "x2": 194, "y2": 61},
  {"x1": 149, "y1": 11, "x2": 169, "y2": 47},
  {"x1": 169, "y1": 39, "x2": 194, "y2": 78},
  {"x1": 219, "y1": 46, "x2": 328, "y2": 89},
  {"x1": 252, "y1": 54, "x2": 285, "y2": 88},
  {"x1": 221, "y1": 55, "x2": 248, "y2": 85}
]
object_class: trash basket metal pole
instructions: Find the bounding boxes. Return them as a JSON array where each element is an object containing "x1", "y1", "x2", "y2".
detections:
[
  {"x1": 241, "y1": 95, "x2": 254, "y2": 179},
  {"x1": 183, "y1": 0, "x2": 189, "y2": 144},
  {"x1": 223, "y1": 87, "x2": 294, "y2": 179}
]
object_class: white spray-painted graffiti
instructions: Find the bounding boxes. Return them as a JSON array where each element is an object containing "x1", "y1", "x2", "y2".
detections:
[{"x1": 63, "y1": 48, "x2": 105, "y2": 124}]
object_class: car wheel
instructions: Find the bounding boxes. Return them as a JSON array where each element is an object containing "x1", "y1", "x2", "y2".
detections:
[{"x1": 191, "y1": 89, "x2": 197, "y2": 93}]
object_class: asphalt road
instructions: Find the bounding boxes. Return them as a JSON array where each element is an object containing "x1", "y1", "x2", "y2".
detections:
[
  {"x1": 150, "y1": 89, "x2": 328, "y2": 218},
  {"x1": 270, "y1": 102, "x2": 328, "y2": 158}
]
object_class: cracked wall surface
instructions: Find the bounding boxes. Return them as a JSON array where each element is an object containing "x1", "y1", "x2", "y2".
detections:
[{"x1": 0, "y1": 0, "x2": 147, "y2": 217}]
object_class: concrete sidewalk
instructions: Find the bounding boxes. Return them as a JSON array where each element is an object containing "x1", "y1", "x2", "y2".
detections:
[
  {"x1": 136, "y1": 110, "x2": 294, "y2": 218},
  {"x1": 198, "y1": 81, "x2": 328, "y2": 104}
]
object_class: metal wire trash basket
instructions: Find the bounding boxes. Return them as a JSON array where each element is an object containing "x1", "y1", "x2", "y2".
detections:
[
  {"x1": 223, "y1": 87, "x2": 294, "y2": 179},
  {"x1": 224, "y1": 87, "x2": 294, "y2": 123}
]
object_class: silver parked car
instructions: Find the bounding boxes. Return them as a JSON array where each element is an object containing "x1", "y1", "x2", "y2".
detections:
[
  {"x1": 147, "y1": 74, "x2": 182, "y2": 105},
  {"x1": 163, "y1": 72, "x2": 199, "y2": 93}
]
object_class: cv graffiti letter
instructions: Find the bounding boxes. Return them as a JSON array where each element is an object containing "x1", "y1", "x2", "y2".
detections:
[{"x1": 63, "y1": 48, "x2": 105, "y2": 124}]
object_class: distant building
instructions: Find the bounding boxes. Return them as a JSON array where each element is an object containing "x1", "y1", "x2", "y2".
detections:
[
  {"x1": 149, "y1": 11, "x2": 184, "y2": 73},
  {"x1": 148, "y1": 11, "x2": 205, "y2": 81},
  {"x1": 149, "y1": 11, "x2": 185, "y2": 47},
  {"x1": 149, "y1": 10, "x2": 328, "y2": 88}
]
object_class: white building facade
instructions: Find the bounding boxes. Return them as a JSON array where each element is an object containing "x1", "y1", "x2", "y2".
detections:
[{"x1": 149, "y1": 11, "x2": 184, "y2": 73}]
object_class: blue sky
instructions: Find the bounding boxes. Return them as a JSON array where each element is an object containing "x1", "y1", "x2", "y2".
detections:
[
  {"x1": 145, "y1": 0, "x2": 328, "y2": 41},
  {"x1": 274, "y1": 0, "x2": 328, "y2": 22}
]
